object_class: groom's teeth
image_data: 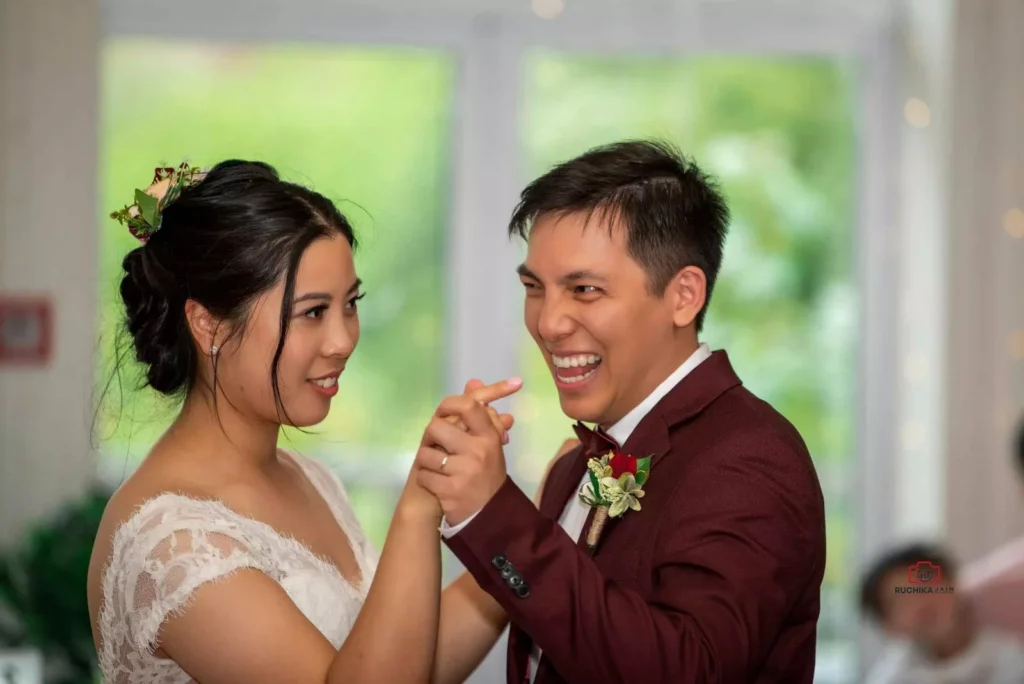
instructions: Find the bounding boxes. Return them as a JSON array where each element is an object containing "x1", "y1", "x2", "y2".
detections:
[
  {"x1": 552, "y1": 354, "x2": 601, "y2": 368},
  {"x1": 313, "y1": 377, "x2": 337, "y2": 388},
  {"x1": 558, "y1": 367, "x2": 599, "y2": 383}
]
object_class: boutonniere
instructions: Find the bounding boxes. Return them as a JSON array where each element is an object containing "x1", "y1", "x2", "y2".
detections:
[{"x1": 578, "y1": 451, "x2": 652, "y2": 554}]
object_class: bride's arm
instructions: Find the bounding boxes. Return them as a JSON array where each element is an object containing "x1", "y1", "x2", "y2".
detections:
[
  {"x1": 429, "y1": 437, "x2": 581, "y2": 684},
  {"x1": 156, "y1": 476, "x2": 441, "y2": 684},
  {"x1": 433, "y1": 574, "x2": 509, "y2": 684},
  {"x1": 326, "y1": 472, "x2": 442, "y2": 681},
  {"x1": 324, "y1": 379, "x2": 524, "y2": 681}
]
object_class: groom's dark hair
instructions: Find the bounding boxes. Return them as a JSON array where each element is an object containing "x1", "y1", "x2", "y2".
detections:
[{"x1": 509, "y1": 139, "x2": 729, "y2": 332}]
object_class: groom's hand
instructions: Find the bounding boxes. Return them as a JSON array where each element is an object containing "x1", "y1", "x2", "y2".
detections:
[
  {"x1": 446, "y1": 378, "x2": 514, "y2": 444},
  {"x1": 415, "y1": 378, "x2": 523, "y2": 526}
]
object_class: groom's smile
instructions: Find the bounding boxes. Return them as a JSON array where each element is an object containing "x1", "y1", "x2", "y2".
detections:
[
  {"x1": 518, "y1": 210, "x2": 699, "y2": 428},
  {"x1": 551, "y1": 352, "x2": 602, "y2": 389}
]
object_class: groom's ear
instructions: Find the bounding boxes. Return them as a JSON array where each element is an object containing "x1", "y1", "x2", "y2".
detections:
[{"x1": 665, "y1": 265, "x2": 706, "y2": 329}]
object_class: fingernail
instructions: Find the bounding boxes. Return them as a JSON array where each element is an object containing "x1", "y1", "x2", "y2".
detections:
[
  {"x1": 507, "y1": 377, "x2": 523, "y2": 388},
  {"x1": 502, "y1": 431, "x2": 510, "y2": 445}
]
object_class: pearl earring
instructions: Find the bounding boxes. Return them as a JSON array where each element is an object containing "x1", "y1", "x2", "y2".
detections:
[{"x1": 210, "y1": 345, "x2": 219, "y2": 356}]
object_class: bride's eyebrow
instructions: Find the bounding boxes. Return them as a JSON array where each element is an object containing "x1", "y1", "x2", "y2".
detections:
[
  {"x1": 292, "y1": 278, "x2": 362, "y2": 304},
  {"x1": 293, "y1": 292, "x2": 332, "y2": 304}
]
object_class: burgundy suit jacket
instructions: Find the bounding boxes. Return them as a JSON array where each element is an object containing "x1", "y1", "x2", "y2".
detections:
[{"x1": 444, "y1": 351, "x2": 826, "y2": 684}]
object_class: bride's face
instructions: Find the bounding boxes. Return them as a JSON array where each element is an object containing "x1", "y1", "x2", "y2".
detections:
[{"x1": 212, "y1": 235, "x2": 362, "y2": 427}]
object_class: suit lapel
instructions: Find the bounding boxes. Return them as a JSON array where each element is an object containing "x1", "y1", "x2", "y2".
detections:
[
  {"x1": 625, "y1": 350, "x2": 743, "y2": 471},
  {"x1": 538, "y1": 441, "x2": 608, "y2": 556},
  {"x1": 543, "y1": 352, "x2": 742, "y2": 516},
  {"x1": 576, "y1": 351, "x2": 744, "y2": 555},
  {"x1": 539, "y1": 443, "x2": 589, "y2": 520}
]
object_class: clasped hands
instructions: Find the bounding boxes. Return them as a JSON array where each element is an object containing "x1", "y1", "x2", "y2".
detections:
[
  {"x1": 413, "y1": 378, "x2": 522, "y2": 527},
  {"x1": 411, "y1": 378, "x2": 582, "y2": 527}
]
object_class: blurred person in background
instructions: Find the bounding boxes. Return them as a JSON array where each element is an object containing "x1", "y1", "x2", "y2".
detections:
[
  {"x1": 860, "y1": 542, "x2": 1024, "y2": 684},
  {"x1": 961, "y1": 417, "x2": 1024, "y2": 639}
]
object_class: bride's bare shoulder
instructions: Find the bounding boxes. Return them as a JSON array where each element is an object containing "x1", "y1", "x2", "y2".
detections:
[
  {"x1": 97, "y1": 456, "x2": 215, "y2": 531},
  {"x1": 87, "y1": 446, "x2": 236, "y2": 591},
  {"x1": 87, "y1": 451, "x2": 209, "y2": 646}
]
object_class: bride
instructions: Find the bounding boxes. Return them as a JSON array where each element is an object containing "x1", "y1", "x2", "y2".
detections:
[{"x1": 87, "y1": 161, "x2": 563, "y2": 683}]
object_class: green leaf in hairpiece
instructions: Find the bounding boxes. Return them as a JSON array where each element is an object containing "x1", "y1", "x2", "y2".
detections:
[{"x1": 134, "y1": 189, "x2": 160, "y2": 228}]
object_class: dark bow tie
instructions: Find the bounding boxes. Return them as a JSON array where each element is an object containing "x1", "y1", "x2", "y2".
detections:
[{"x1": 572, "y1": 421, "x2": 620, "y2": 458}]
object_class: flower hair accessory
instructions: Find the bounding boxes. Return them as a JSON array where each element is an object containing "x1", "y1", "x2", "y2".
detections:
[
  {"x1": 109, "y1": 162, "x2": 206, "y2": 243},
  {"x1": 578, "y1": 450, "x2": 652, "y2": 555}
]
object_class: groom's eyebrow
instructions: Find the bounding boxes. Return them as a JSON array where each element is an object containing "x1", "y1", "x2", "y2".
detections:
[
  {"x1": 517, "y1": 264, "x2": 608, "y2": 286},
  {"x1": 516, "y1": 264, "x2": 539, "y2": 280},
  {"x1": 561, "y1": 269, "x2": 608, "y2": 285}
]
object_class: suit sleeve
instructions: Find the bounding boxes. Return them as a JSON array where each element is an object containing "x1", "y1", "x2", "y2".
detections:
[{"x1": 442, "y1": 450, "x2": 824, "y2": 684}]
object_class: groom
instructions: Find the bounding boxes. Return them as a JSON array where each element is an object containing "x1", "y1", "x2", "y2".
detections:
[{"x1": 417, "y1": 140, "x2": 826, "y2": 683}]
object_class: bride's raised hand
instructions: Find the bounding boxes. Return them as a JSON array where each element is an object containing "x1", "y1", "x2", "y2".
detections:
[
  {"x1": 401, "y1": 378, "x2": 520, "y2": 522},
  {"x1": 448, "y1": 378, "x2": 577, "y2": 508}
]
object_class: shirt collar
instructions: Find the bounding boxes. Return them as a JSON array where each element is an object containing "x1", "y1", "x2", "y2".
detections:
[{"x1": 605, "y1": 342, "x2": 712, "y2": 445}]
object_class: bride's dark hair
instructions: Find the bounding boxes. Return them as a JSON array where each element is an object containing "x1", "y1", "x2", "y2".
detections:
[{"x1": 116, "y1": 160, "x2": 357, "y2": 411}]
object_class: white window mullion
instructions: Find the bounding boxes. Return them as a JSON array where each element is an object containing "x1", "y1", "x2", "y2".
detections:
[
  {"x1": 444, "y1": 17, "x2": 523, "y2": 684},
  {"x1": 445, "y1": 16, "x2": 522, "y2": 414},
  {"x1": 854, "y1": 20, "x2": 904, "y2": 677}
]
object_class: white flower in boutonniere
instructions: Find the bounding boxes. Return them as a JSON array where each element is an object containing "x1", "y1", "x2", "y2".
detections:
[{"x1": 578, "y1": 451, "x2": 652, "y2": 554}]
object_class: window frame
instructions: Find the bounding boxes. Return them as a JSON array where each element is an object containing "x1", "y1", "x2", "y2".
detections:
[{"x1": 100, "y1": 3, "x2": 902, "y2": 680}]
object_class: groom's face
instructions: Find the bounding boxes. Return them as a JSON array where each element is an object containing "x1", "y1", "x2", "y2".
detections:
[{"x1": 519, "y1": 211, "x2": 684, "y2": 427}]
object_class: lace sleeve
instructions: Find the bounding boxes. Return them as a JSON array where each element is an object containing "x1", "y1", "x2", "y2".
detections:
[{"x1": 99, "y1": 496, "x2": 277, "y2": 662}]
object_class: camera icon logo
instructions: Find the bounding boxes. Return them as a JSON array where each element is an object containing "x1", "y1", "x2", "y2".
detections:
[{"x1": 907, "y1": 560, "x2": 943, "y2": 585}]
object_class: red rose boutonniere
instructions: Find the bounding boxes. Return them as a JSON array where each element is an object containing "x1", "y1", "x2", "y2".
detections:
[{"x1": 578, "y1": 450, "x2": 652, "y2": 554}]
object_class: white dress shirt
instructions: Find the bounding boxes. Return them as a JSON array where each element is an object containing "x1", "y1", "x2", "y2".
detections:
[{"x1": 442, "y1": 343, "x2": 712, "y2": 682}]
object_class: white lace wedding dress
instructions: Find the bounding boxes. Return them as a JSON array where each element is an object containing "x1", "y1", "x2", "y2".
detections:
[{"x1": 96, "y1": 452, "x2": 379, "y2": 684}]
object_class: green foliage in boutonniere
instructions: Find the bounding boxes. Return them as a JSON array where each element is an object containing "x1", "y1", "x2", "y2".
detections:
[{"x1": 578, "y1": 451, "x2": 652, "y2": 553}]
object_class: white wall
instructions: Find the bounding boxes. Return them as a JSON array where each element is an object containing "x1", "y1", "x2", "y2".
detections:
[
  {"x1": 0, "y1": 0, "x2": 100, "y2": 544},
  {"x1": 943, "y1": 0, "x2": 1024, "y2": 562},
  {"x1": 887, "y1": 0, "x2": 955, "y2": 545}
]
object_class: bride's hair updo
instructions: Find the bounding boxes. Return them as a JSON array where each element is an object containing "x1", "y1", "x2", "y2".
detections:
[{"x1": 117, "y1": 160, "x2": 357, "y2": 403}]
